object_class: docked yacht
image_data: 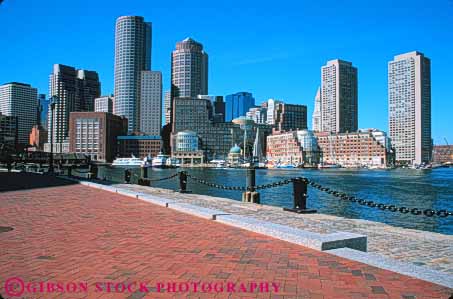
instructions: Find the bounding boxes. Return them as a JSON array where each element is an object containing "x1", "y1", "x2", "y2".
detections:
[
  {"x1": 112, "y1": 155, "x2": 143, "y2": 167},
  {"x1": 152, "y1": 153, "x2": 169, "y2": 168}
]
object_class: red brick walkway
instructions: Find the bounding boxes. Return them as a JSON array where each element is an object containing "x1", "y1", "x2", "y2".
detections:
[{"x1": 0, "y1": 176, "x2": 451, "y2": 298}]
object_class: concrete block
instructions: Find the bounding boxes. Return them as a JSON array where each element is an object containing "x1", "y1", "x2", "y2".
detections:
[
  {"x1": 215, "y1": 214, "x2": 367, "y2": 252},
  {"x1": 326, "y1": 248, "x2": 453, "y2": 288}
]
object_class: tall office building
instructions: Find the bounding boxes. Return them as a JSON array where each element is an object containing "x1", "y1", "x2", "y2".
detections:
[
  {"x1": 164, "y1": 90, "x2": 171, "y2": 125},
  {"x1": 0, "y1": 82, "x2": 38, "y2": 146},
  {"x1": 114, "y1": 16, "x2": 152, "y2": 133},
  {"x1": 47, "y1": 64, "x2": 100, "y2": 152},
  {"x1": 197, "y1": 95, "x2": 225, "y2": 122},
  {"x1": 170, "y1": 37, "x2": 208, "y2": 122},
  {"x1": 95, "y1": 96, "x2": 114, "y2": 113},
  {"x1": 312, "y1": 87, "x2": 321, "y2": 132},
  {"x1": 320, "y1": 59, "x2": 358, "y2": 133},
  {"x1": 140, "y1": 71, "x2": 162, "y2": 135},
  {"x1": 37, "y1": 94, "x2": 48, "y2": 128},
  {"x1": 0, "y1": 113, "x2": 18, "y2": 151},
  {"x1": 274, "y1": 103, "x2": 307, "y2": 132},
  {"x1": 225, "y1": 92, "x2": 255, "y2": 122},
  {"x1": 388, "y1": 51, "x2": 431, "y2": 165}
]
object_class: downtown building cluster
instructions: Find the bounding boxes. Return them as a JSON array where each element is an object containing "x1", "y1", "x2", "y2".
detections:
[{"x1": 0, "y1": 16, "x2": 441, "y2": 167}]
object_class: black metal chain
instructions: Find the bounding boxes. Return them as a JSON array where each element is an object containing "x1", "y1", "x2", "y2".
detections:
[
  {"x1": 305, "y1": 178, "x2": 452, "y2": 218},
  {"x1": 140, "y1": 173, "x2": 179, "y2": 182},
  {"x1": 254, "y1": 179, "x2": 293, "y2": 190},
  {"x1": 186, "y1": 173, "x2": 247, "y2": 191}
]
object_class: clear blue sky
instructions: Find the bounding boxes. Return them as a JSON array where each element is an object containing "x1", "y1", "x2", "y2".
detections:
[{"x1": 1, "y1": 0, "x2": 452, "y2": 144}]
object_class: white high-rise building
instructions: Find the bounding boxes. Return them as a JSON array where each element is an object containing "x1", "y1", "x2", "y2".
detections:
[
  {"x1": 312, "y1": 87, "x2": 321, "y2": 132},
  {"x1": 246, "y1": 107, "x2": 267, "y2": 124},
  {"x1": 94, "y1": 96, "x2": 114, "y2": 114},
  {"x1": 114, "y1": 16, "x2": 152, "y2": 133},
  {"x1": 321, "y1": 59, "x2": 358, "y2": 133},
  {"x1": 0, "y1": 82, "x2": 38, "y2": 146},
  {"x1": 266, "y1": 99, "x2": 281, "y2": 125},
  {"x1": 164, "y1": 90, "x2": 171, "y2": 125},
  {"x1": 388, "y1": 51, "x2": 431, "y2": 165},
  {"x1": 140, "y1": 71, "x2": 162, "y2": 136}
]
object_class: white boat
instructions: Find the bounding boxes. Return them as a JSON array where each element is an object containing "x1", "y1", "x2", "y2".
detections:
[
  {"x1": 166, "y1": 157, "x2": 181, "y2": 168},
  {"x1": 112, "y1": 155, "x2": 143, "y2": 167},
  {"x1": 152, "y1": 153, "x2": 169, "y2": 168},
  {"x1": 141, "y1": 155, "x2": 153, "y2": 168},
  {"x1": 275, "y1": 163, "x2": 297, "y2": 169},
  {"x1": 210, "y1": 159, "x2": 226, "y2": 168},
  {"x1": 318, "y1": 163, "x2": 341, "y2": 169}
]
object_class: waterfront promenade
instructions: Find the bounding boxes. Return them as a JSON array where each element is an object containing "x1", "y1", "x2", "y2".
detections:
[{"x1": 0, "y1": 173, "x2": 452, "y2": 298}]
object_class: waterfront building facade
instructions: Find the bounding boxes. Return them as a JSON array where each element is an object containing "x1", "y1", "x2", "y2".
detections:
[
  {"x1": 94, "y1": 96, "x2": 114, "y2": 113},
  {"x1": 432, "y1": 145, "x2": 453, "y2": 164},
  {"x1": 140, "y1": 71, "x2": 162, "y2": 135},
  {"x1": 69, "y1": 112, "x2": 128, "y2": 162},
  {"x1": 266, "y1": 130, "x2": 320, "y2": 167},
  {"x1": 388, "y1": 51, "x2": 431, "y2": 165},
  {"x1": 173, "y1": 130, "x2": 204, "y2": 166},
  {"x1": 315, "y1": 129, "x2": 392, "y2": 168},
  {"x1": 0, "y1": 82, "x2": 38, "y2": 147},
  {"x1": 296, "y1": 130, "x2": 320, "y2": 165},
  {"x1": 114, "y1": 16, "x2": 152, "y2": 133},
  {"x1": 225, "y1": 92, "x2": 255, "y2": 122},
  {"x1": 171, "y1": 97, "x2": 244, "y2": 160},
  {"x1": 46, "y1": 64, "x2": 101, "y2": 153},
  {"x1": 321, "y1": 59, "x2": 358, "y2": 133},
  {"x1": 0, "y1": 113, "x2": 18, "y2": 152},
  {"x1": 228, "y1": 145, "x2": 242, "y2": 167},
  {"x1": 117, "y1": 135, "x2": 161, "y2": 159},
  {"x1": 312, "y1": 87, "x2": 321, "y2": 132},
  {"x1": 266, "y1": 131, "x2": 304, "y2": 167}
]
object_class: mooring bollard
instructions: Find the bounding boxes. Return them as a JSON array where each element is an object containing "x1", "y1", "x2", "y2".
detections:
[
  {"x1": 124, "y1": 169, "x2": 131, "y2": 184},
  {"x1": 283, "y1": 177, "x2": 316, "y2": 214},
  {"x1": 243, "y1": 167, "x2": 260, "y2": 204},
  {"x1": 141, "y1": 166, "x2": 148, "y2": 179},
  {"x1": 178, "y1": 171, "x2": 191, "y2": 193}
]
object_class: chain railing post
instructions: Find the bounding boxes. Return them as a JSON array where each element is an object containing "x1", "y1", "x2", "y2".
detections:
[
  {"x1": 283, "y1": 177, "x2": 316, "y2": 214},
  {"x1": 141, "y1": 166, "x2": 148, "y2": 179},
  {"x1": 243, "y1": 167, "x2": 260, "y2": 203},
  {"x1": 89, "y1": 163, "x2": 98, "y2": 180},
  {"x1": 178, "y1": 171, "x2": 191, "y2": 193},
  {"x1": 124, "y1": 169, "x2": 131, "y2": 184}
]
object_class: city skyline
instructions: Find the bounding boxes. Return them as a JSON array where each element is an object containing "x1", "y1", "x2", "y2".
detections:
[{"x1": 0, "y1": 0, "x2": 452, "y2": 144}]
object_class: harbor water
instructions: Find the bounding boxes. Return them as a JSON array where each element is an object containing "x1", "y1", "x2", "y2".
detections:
[{"x1": 97, "y1": 166, "x2": 453, "y2": 235}]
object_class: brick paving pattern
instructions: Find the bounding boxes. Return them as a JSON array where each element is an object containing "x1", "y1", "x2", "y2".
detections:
[{"x1": 0, "y1": 174, "x2": 452, "y2": 298}]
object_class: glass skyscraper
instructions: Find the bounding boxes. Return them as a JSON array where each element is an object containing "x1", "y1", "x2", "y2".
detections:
[
  {"x1": 114, "y1": 16, "x2": 152, "y2": 133},
  {"x1": 225, "y1": 92, "x2": 255, "y2": 122}
]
